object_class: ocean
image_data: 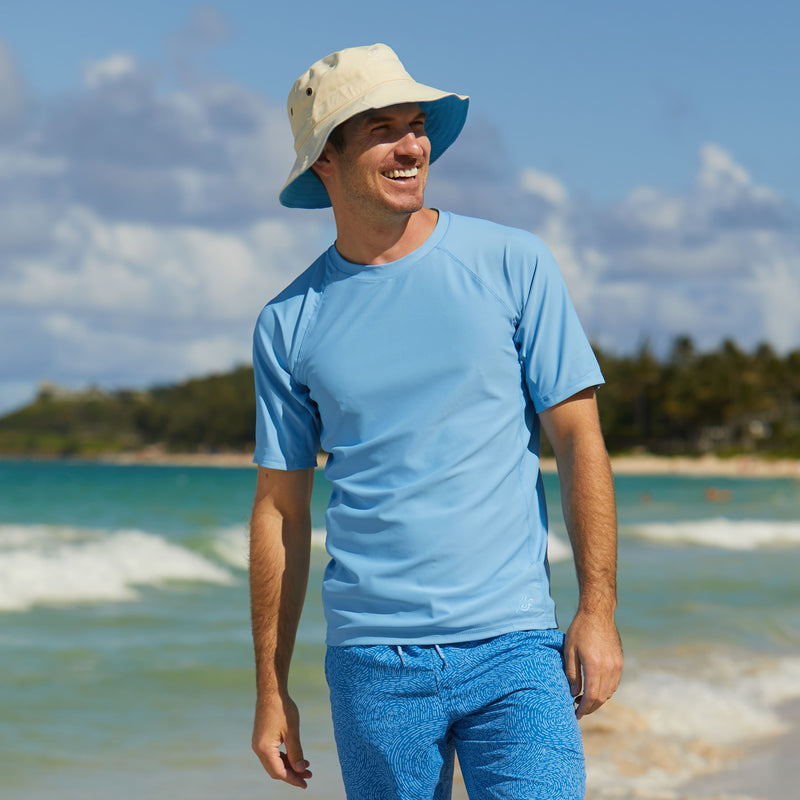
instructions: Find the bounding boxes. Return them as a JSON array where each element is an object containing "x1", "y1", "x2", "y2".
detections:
[{"x1": 1, "y1": 458, "x2": 799, "y2": 799}]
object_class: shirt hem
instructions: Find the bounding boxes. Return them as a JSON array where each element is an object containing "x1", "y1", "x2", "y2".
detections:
[
  {"x1": 252, "y1": 454, "x2": 318, "y2": 470},
  {"x1": 324, "y1": 615, "x2": 559, "y2": 647},
  {"x1": 535, "y1": 370, "x2": 605, "y2": 413}
]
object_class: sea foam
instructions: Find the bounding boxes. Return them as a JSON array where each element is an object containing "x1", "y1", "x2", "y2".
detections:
[
  {"x1": 212, "y1": 525, "x2": 250, "y2": 570},
  {"x1": 628, "y1": 517, "x2": 800, "y2": 550},
  {"x1": 582, "y1": 652, "x2": 800, "y2": 798},
  {"x1": 0, "y1": 523, "x2": 234, "y2": 612}
]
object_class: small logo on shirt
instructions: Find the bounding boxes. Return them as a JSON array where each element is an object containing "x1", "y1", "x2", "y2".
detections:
[{"x1": 517, "y1": 595, "x2": 536, "y2": 613}]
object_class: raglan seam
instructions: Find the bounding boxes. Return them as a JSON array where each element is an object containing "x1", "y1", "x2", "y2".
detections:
[
  {"x1": 293, "y1": 266, "x2": 333, "y2": 385},
  {"x1": 435, "y1": 245, "x2": 518, "y2": 321}
]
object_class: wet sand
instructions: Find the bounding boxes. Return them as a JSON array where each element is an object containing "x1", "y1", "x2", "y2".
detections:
[{"x1": 683, "y1": 700, "x2": 800, "y2": 800}]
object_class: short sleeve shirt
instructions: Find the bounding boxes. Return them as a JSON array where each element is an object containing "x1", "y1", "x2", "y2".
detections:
[{"x1": 253, "y1": 212, "x2": 603, "y2": 645}]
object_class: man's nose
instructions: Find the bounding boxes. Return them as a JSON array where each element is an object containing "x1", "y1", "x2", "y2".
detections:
[{"x1": 394, "y1": 129, "x2": 424, "y2": 158}]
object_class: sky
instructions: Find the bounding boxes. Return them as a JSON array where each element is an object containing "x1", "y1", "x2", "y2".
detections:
[{"x1": 1, "y1": 0, "x2": 799, "y2": 414}]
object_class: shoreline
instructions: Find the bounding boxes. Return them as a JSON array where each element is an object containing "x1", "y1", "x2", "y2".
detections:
[
  {"x1": 4, "y1": 450, "x2": 798, "y2": 478},
  {"x1": 107, "y1": 450, "x2": 800, "y2": 479}
]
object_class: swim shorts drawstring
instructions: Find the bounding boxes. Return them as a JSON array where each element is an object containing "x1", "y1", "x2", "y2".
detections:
[{"x1": 394, "y1": 644, "x2": 447, "y2": 668}]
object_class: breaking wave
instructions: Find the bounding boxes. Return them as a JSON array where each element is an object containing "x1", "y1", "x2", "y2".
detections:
[
  {"x1": 0, "y1": 523, "x2": 234, "y2": 612},
  {"x1": 627, "y1": 517, "x2": 800, "y2": 550}
]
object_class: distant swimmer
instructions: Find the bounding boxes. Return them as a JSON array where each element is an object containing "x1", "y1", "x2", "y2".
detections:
[{"x1": 704, "y1": 486, "x2": 733, "y2": 502}]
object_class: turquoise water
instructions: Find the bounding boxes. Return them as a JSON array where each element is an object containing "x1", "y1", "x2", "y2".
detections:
[{"x1": 1, "y1": 460, "x2": 799, "y2": 799}]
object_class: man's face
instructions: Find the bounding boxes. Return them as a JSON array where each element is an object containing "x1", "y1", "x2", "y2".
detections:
[{"x1": 322, "y1": 103, "x2": 432, "y2": 221}]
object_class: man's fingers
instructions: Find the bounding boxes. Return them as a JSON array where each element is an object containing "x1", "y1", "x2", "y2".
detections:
[
  {"x1": 563, "y1": 642, "x2": 582, "y2": 697},
  {"x1": 254, "y1": 745, "x2": 311, "y2": 789},
  {"x1": 280, "y1": 750, "x2": 313, "y2": 787},
  {"x1": 574, "y1": 654, "x2": 622, "y2": 719}
]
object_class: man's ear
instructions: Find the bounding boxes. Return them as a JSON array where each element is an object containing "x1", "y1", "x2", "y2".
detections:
[{"x1": 311, "y1": 144, "x2": 335, "y2": 180}]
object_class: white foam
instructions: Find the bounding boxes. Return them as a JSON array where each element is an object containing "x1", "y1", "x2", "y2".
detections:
[
  {"x1": 619, "y1": 668, "x2": 788, "y2": 744},
  {"x1": 624, "y1": 651, "x2": 800, "y2": 743},
  {"x1": 583, "y1": 652, "x2": 800, "y2": 797},
  {"x1": 212, "y1": 525, "x2": 250, "y2": 570},
  {"x1": 628, "y1": 518, "x2": 800, "y2": 550},
  {"x1": 547, "y1": 533, "x2": 571, "y2": 562},
  {"x1": 213, "y1": 526, "x2": 328, "y2": 570},
  {"x1": 311, "y1": 528, "x2": 327, "y2": 550},
  {"x1": 0, "y1": 523, "x2": 234, "y2": 612}
]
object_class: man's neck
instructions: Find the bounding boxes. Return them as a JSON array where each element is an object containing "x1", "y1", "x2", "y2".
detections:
[{"x1": 333, "y1": 207, "x2": 439, "y2": 265}]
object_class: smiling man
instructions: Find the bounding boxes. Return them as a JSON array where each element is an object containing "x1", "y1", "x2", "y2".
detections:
[{"x1": 249, "y1": 44, "x2": 622, "y2": 800}]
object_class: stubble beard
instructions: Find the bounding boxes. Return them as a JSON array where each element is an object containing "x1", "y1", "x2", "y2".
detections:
[{"x1": 350, "y1": 168, "x2": 427, "y2": 224}]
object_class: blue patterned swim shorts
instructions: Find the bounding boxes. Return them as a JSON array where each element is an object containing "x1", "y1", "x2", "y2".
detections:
[{"x1": 325, "y1": 629, "x2": 585, "y2": 799}]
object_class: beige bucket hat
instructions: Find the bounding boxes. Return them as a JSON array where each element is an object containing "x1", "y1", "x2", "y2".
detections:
[{"x1": 279, "y1": 43, "x2": 469, "y2": 209}]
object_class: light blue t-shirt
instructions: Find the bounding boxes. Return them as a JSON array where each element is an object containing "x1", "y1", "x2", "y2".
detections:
[{"x1": 253, "y1": 212, "x2": 603, "y2": 646}]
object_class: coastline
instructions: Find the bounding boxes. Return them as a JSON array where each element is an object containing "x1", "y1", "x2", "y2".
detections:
[{"x1": 77, "y1": 450, "x2": 800, "y2": 478}]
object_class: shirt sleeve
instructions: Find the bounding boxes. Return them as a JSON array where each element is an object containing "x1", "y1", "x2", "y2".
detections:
[
  {"x1": 512, "y1": 240, "x2": 604, "y2": 413},
  {"x1": 252, "y1": 304, "x2": 321, "y2": 470}
]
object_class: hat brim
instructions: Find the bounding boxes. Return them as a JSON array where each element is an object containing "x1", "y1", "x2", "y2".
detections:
[{"x1": 279, "y1": 85, "x2": 469, "y2": 209}]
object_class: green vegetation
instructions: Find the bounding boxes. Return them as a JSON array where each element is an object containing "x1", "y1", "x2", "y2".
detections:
[
  {"x1": 0, "y1": 366, "x2": 256, "y2": 457},
  {"x1": 2, "y1": 338, "x2": 800, "y2": 459},
  {"x1": 593, "y1": 336, "x2": 800, "y2": 457}
]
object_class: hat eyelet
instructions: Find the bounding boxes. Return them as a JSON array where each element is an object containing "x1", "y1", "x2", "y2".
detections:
[{"x1": 306, "y1": 87, "x2": 313, "y2": 96}]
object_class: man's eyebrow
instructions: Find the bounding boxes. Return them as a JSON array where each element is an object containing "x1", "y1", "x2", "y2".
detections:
[{"x1": 361, "y1": 110, "x2": 427, "y2": 125}]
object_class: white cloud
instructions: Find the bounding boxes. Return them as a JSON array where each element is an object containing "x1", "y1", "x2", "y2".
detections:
[
  {"x1": 536, "y1": 143, "x2": 800, "y2": 355},
  {"x1": 519, "y1": 167, "x2": 569, "y2": 207},
  {"x1": 83, "y1": 53, "x2": 139, "y2": 88},
  {"x1": 0, "y1": 191, "x2": 330, "y2": 410},
  {"x1": 697, "y1": 142, "x2": 750, "y2": 193}
]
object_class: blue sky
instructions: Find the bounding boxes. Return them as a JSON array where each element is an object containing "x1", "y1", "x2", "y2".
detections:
[{"x1": 1, "y1": 1, "x2": 799, "y2": 413}]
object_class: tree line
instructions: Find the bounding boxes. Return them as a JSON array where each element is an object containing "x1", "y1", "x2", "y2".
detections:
[{"x1": 1, "y1": 337, "x2": 799, "y2": 458}]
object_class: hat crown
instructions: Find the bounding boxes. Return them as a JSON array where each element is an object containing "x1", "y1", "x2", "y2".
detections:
[{"x1": 287, "y1": 44, "x2": 413, "y2": 154}]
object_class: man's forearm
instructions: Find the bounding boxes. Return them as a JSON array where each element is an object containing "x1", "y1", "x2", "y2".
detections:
[
  {"x1": 556, "y1": 430, "x2": 618, "y2": 615},
  {"x1": 249, "y1": 495, "x2": 312, "y2": 697}
]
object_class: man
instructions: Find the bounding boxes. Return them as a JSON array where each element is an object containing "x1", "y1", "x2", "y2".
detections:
[{"x1": 250, "y1": 43, "x2": 622, "y2": 799}]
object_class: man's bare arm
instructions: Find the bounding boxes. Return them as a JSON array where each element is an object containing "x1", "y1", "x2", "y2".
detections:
[
  {"x1": 250, "y1": 465, "x2": 315, "y2": 788},
  {"x1": 539, "y1": 387, "x2": 623, "y2": 719}
]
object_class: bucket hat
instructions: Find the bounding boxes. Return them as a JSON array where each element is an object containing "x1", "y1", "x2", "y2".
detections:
[{"x1": 279, "y1": 43, "x2": 469, "y2": 209}]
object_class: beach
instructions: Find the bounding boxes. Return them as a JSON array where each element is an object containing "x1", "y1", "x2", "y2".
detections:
[
  {"x1": 1, "y1": 456, "x2": 799, "y2": 799},
  {"x1": 99, "y1": 447, "x2": 800, "y2": 479}
]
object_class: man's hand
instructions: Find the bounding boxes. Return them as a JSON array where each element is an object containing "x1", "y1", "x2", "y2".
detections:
[
  {"x1": 252, "y1": 694, "x2": 312, "y2": 789},
  {"x1": 564, "y1": 610, "x2": 623, "y2": 719}
]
